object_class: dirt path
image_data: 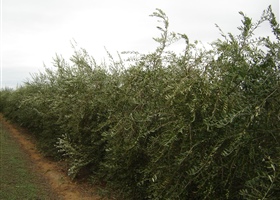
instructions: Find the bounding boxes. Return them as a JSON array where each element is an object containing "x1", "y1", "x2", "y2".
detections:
[{"x1": 0, "y1": 114, "x2": 104, "y2": 200}]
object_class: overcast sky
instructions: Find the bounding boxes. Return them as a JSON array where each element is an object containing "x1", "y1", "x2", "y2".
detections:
[{"x1": 1, "y1": 0, "x2": 279, "y2": 89}]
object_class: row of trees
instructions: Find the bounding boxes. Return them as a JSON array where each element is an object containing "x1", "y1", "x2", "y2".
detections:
[{"x1": 1, "y1": 7, "x2": 279, "y2": 199}]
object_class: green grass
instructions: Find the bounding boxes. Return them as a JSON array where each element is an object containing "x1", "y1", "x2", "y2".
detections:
[{"x1": 0, "y1": 123, "x2": 52, "y2": 200}]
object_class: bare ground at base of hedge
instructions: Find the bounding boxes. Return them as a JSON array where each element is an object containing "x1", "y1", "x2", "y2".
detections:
[{"x1": 0, "y1": 114, "x2": 106, "y2": 200}]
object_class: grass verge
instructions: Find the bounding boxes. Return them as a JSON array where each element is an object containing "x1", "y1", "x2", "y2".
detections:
[{"x1": 0, "y1": 123, "x2": 53, "y2": 200}]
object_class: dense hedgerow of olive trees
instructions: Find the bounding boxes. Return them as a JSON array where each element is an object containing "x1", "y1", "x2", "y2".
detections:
[{"x1": 1, "y1": 7, "x2": 279, "y2": 199}]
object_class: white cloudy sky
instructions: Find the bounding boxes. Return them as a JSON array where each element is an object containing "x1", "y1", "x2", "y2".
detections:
[{"x1": 1, "y1": 0, "x2": 279, "y2": 88}]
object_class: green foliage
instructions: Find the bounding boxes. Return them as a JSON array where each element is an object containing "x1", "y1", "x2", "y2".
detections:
[{"x1": 0, "y1": 6, "x2": 279, "y2": 199}]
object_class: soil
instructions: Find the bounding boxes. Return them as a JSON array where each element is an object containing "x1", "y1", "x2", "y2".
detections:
[{"x1": 0, "y1": 114, "x2": 105, "y2": 200}]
